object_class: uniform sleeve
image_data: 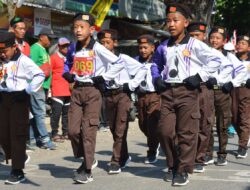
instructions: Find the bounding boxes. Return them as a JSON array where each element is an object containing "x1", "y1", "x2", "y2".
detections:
[
  {"x1": 63, "y1": 43, "x2": 75, "y2": 74},
  {"x1": 24, "y1": 58, "x2": 45, "y2": 94},
  {"x1": 228, "y1": 53, "x2": 248, "y2": 87},
  {"x1": 120, "y1": 54, "x2": 147, "y2": 91},
  {"x1": 96, "y1": 44, "x2": 126, "y2": 80},
  {"x1": 214, "y1": 54, "x2": 234, "y2": 85},
  {"x1": 151, "y1": 43, "x2": 166, "y2": 82},
  {"x1": 195, "y1": 41, "x2": 221, "y2": 82}
]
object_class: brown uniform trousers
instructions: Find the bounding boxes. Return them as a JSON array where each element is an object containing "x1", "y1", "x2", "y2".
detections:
[
  {"x1": 158, "y1": 85, "x2": 200, "y2": 174},
  {"x1": 231, "y1": 87, "x2": 250, "y2": 150},
  {"x1": 68, "y1": 85, "x2": 101, "y2": 170},
  {"x1": 105, "y1": 90, "x2": 131, "y2": 166},
  {"x1": 195, "y1": 85, "x2": 214, "y2": 164},
  {"x1": 207, "y1": 89, "x2": 232, "y2": 158},
  {"x1": 137, "y1": 92, "x2": 160, "y2": 157},
  {"x1": 0, "y1": 92, "x2": 30, "y2": 169}
]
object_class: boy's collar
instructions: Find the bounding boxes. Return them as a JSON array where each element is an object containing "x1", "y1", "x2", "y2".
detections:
[
  {"x1": 10, "y1": 48, "x2": 21, "y2": 61},
  {"x1": 168, "y1": 34, "x2": 190, "y2": 46},
  {"x1": 76, "y1": 37, "x2": 95, "y2": 51}
]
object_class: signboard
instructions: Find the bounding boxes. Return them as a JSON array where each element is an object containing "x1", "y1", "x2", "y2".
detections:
[
  {"x1": 119, "y1": 0, "x2": 166, "y2": 22},
  {"x1": 34, "y1": 8, "x2": 51, "y2": 36}
]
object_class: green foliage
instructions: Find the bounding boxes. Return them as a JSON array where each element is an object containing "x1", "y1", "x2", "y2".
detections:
[{"x1": 214, "y1": 0, "x2": 250, "y2": 35}]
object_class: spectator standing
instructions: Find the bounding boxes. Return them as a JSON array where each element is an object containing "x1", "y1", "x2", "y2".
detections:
[
  {"x1": 30, "y1": 28, "x2": 57, "y2": 150},
  {"x1": 9, "y1": 16, "x2": 30, "y2": 57},
  {"x1": 50, "y1": 37, "x2": 71, "y2": 142}
]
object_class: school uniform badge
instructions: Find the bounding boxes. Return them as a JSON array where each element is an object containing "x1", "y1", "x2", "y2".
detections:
[
  {"x1": 182, "y1": 49, "x2": 190, "y2": 57},
  {"x1": 88, "y1": 50, "x2": 95, "y2": 57}
]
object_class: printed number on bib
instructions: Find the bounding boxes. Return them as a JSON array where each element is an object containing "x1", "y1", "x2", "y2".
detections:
[{"x1": 72, "y1": 57, "x2": 94, "y2": 76}]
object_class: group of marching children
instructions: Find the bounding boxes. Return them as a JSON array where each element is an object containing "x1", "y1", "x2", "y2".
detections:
[{"x1": 1, "y1": 2, "x2": 250, "y2": 188}]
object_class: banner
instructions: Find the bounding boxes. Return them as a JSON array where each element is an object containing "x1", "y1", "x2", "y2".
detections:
[
  {"x1": 119, "y1": 0, "x2": 166, "y2": 22},
  {"x1": 90, "y1": 0, "x2": 113, "y2": 28},
  {"x1": 34, "y1": 8, "x2": 51, "y2": 36}
]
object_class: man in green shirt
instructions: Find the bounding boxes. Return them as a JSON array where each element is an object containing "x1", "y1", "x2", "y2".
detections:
[{"x1": 30, "y1": 28, "x2": 57, "y2": 149}]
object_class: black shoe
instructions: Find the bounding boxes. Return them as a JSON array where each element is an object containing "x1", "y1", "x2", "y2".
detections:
[
  {"x1": 216, "y1": 156, "x2": 227, "y2": 166},
  {"x1": 0, "y1": 151, "x2": 5, "y2": 163},
  {"x1": 120, "y1": 156, "x2": 131, "y2": 169},
  {"x1": 193, "y1": 164, "x2": 205, "y2": 173},
  {"x1": 172, "y1": 172, "x2": 189, "y2": 186},
  {"x1": 236, "y1": 147, "x2": 248, "y2": 159},
  {"x1": 25, "y1": 154, "x2": 30, "y2": 165},
  {"x1": 73, "y1": 170, "x2": 93, "y2": 184},
  {"x1": 145, "y1": 155, "x2": 157, "y2": 164},
  {"x1": 91, "y1": 159, "x2": 98, "y2": 169},
  {"x1": 108, "y1": 164, "x2": 121, "y2": 174},
  {"x1": 74, "y1": 159, "x2": 98, "y2": 175},
  {"x1": 5, "y1": 169, "x2": 26, "y2": 185},
  {"x1": 204, "y1": 155, "x2": 214, "y2": 165},
  {"x1": 77, "y1": 163, "x2": 85, "y2": 173},
  {"x1": 163, "y1": 169, "x2": 174, "y2": 182}
]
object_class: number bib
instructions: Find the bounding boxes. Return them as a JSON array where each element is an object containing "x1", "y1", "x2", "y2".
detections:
[{"x1": 71, "y1": 50, "x2": 95, "y2": 77}]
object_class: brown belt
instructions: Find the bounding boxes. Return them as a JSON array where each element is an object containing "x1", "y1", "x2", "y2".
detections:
[
  {"x1": 74, "y1": 81, "x2": 94, "y2": 88},
  {"x1": 104, "y1": 88, "x2": 123, "y2": 96},
  {"x1": 213, "y1": 85, "x2": 222, "y2": 90},
  {"x1": 166, "y1": 83, "x2": 185, "y2": 88}
]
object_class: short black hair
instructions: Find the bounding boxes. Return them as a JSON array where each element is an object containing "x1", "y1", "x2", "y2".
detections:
[
  {"x1": 237, "y1": 35, "x2": 250, "y2": 45},
  {"x1": 209, "y1": 26, "x2": 227, "y2": 39},
  {"x1": 97, "y1": 29, "x2": 118, "y2": 41},
  {"x1": 137, "y1": 34, "x2": 155, "y2": 45},
  {"x1": 10, "y1": 16, "x2": 24, "y2": 27}
]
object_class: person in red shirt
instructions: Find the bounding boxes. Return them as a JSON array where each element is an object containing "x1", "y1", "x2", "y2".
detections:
[
  {"x1": 9, "y1": 16, "x2": 30, "y2": 56},
  {"x1": 50, "y1": 37, "x2": 71, "y2": 142}
]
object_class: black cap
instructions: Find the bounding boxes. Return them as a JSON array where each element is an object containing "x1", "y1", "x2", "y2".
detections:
[
  {"x1": 209, "y1": 26, "x2": 227, "y2": 39},
  {"x1": 0, "y1": 32, "x2": 15, "y2": 49},
  {"x1": 137, "y1": 34, "x2": 155, "y2": 45},
  {"x1": 73, "y1": 12, "x2": 95, "y2": 26},
  {"x1": 97, "y1": 29, "x2": 118, "y2": 41},
  {"x1": 10, "y1": 16, "x2": 24, "y2": 27},
  {"x1": 187, "y1": 21, "x2": 207, "y2": 33},
  {"x1": 237, "y1": 35, "x2": 250, "y2": 44},
  {"x1": 166, "y1": 3, "x2": 191, "y2": 19},
  {"x1": 39, "y1": 28, "x2": 57, "y2": 38}
]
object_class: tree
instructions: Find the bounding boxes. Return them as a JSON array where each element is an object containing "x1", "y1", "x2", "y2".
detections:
[{"x1": 213, "y1": 0, "x2": 250, "y2": 35}]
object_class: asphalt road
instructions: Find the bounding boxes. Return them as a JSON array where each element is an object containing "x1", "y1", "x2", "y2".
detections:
[{"x1": 0, "y1": 118, "x2": 250, "y2": 190}]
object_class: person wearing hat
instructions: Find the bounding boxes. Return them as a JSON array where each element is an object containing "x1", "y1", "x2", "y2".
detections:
[
  {"x1": 9, "y1": 16, "x2": 30, "y2": 56},
  {"x1": 0, "y1": 32, "x2": 45, "y2": 185},
  {"x1": 96, "y1": 29, "x2": 147, "y2": 175},
  {"x1": 135, "y1": 34, "x2": 160, "y2": 164},
  {"x1": 187, "y1": 21, "x2": 215, "y2": 173},
  {"x1": 231, "y1": 35, "x2": 250, "y2": 159},
  {"x1": 151, "y1": 3, "x2": 221, "y2": 186},
  {"x1": 205, "y1": 27, "x2": 247, "y2": 166},
  {"x1": 50, "y1": 37, "x2": 71, "y2": 142},
  {"x1": 29, "y1": 28, "x2": 57, "y2": 150},
  {"x1": 63, "y1": 12, "x2": 141, "y2": 184},
  {"x1": 187, "y1": 21, "x2": 207, "y2": 42}
]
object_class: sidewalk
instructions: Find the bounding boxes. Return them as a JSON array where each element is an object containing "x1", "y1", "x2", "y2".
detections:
[{"x1": 0, "y1": 119, "x2": 250, "y2": 190}]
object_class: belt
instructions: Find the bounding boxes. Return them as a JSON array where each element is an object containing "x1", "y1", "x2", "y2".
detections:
[
  {"x1": 74, "y1": 81, "x2": 94, "y2": 88},
  {"x1": 239, "y1": 83, "x2": 246, "y2": 88},
  {"x1": 166, "y1": 83, "x2": 185, "y2": 87},
  {"x1": 213, "y1": 85, "x2": 222, "y2": 90},
  {"x1": 138, "y1": 91, "x2": 155, "y2": 95},
  {"x1": 104, "y1": 88, "x2": 123, "y2": 96}
]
